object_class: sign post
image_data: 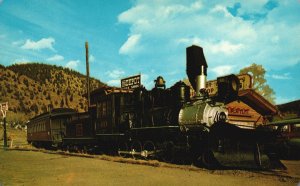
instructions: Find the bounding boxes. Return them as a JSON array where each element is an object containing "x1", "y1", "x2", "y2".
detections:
[
  {"x1": 1, "y1": 102, "x2": 8, "y2": 148},
  {"x1": 121, "y1": 74, "x2": 141, "y2": 89}
]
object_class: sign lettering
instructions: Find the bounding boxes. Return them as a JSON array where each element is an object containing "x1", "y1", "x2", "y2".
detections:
[
  {"x1": 227, "y1": 106, "x2": 252, "y2": 117},
  {"x1": 121, "y1": 75, "x2": 141, "y2": 89}
]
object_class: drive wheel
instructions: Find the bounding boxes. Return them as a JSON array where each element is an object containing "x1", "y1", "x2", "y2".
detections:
[
  {"x1": 162, "y1": 141, "x2": 175, "y2": 163},
  {"x1": 118, "y1": 142, "x2": 128, "y2": 158},
  {"x1": 131, "y1": 140, "x2": 142, "y2": 159},
  {"x1": 254, "y1": 143, "x2": 262, "y2": 167},
  {"x1": 201, "y1": 150, "x2": 218, "y2": 169},
  {"x1": 143, "y1": 141, "x2": 156, "y2": 159}
]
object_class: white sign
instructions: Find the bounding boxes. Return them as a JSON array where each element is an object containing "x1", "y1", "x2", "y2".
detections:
[
  {"x1": 121, "y1": 74, "x2": 141, "y2": 89},
  {"x1": 0, "y1": 102, "x2": 8, "y2": 118}
]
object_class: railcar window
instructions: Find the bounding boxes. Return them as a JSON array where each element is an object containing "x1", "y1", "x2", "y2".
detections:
[
  {"x1": 98, "y1": 102, "x2": 103, "y2": 118},
  {"x1": 76, "y1": 124, "x2": 83, "y2": 136},
  {"x1": 107, "y1": 100, "x2": 111, "y2": 116},
  {"x1": 293, "y1": 124, "x2": 300, "y2": 132},
  {"x1": 100, "y1": 120, "x2": 107, "y2": 128},
  {"x1": 281, "y1": 125, "x2": 289, "y2": 132},
  {"x1": 97, "y1": 103, "x2": 100, "y2": 118},
  {"x1": 103, "y1": 101, "x2": 107, "y2": 117}
]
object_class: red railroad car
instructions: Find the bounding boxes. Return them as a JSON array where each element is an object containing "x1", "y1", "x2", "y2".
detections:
[{"x1": 27, "y1": 108, "x2": 76, "y2": 148}]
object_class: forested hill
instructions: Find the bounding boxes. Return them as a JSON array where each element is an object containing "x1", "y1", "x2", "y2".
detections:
[{"x1": 0, "y1": 63, "x2": 105, "y2": 123}]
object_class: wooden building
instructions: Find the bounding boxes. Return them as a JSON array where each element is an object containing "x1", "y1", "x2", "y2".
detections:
[{"x1": 227, "y1": 89, "x2": 277, "y2": 128}]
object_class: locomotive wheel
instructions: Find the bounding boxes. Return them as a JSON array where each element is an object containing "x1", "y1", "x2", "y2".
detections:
[
  {"x1": 82, "y1": 146, "x2": 88, "y2": 154},
  {"x1": 201, "y1": 150, "x2": 219, "y2": 169},
  {"x1": 254, "y1": 143, "x2": 262, "y2": 167},
  {"x1": 66, "y1": 145, "x2": 72, "y2": 153},
  {"x1": 130, "y1": 140, "x2": 142, "y2": 159},
  {"x1": 143, "y1": 141, "x2": 156, "y2": 159},
  {"x1": 162, "y1": 141, "x2": 175, "y2": 163},
  {"x1": 118, "y1": 142, "x2": 129, "y2": 158},
  {"x1": 73, "y1": 145, "x2": 80, "y2": 153}
]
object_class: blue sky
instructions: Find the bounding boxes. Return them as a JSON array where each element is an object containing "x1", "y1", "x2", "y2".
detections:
[{"x1": 0, "y1": 0, "x2": 299, "y2": 104}]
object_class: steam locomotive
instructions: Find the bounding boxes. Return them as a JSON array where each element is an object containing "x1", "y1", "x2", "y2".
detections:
[{"x1": 27, "y1": 45, "x2": 279, "y2": 168}]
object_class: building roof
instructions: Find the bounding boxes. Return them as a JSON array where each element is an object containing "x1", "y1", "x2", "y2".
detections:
[
  {"x1": 90, "y1": 86, "x2": 133, "y2": 97},
  {"x1": 238, "y1": 89, "x2": 278, "y2": 116}
]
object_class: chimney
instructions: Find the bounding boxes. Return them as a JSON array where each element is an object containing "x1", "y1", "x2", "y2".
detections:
[{"x1": 186, "y1": 45, "x2": 208, "y2": 97}]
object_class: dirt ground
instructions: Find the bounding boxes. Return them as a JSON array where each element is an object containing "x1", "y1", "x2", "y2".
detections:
[
  {"x1": 0, "y1": 149, "x2": 299, "y2": 186},
  {"x1": 0, "y1": 128, "x2": 299, "y2": 186}
]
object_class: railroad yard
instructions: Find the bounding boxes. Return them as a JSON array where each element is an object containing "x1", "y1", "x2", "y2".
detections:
[{"x1": 0, "y1": 129, "x2": 299, "y2": 186}]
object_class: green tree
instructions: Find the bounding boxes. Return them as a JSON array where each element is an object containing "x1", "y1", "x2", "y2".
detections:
[{"x1": 240, "y1": 63, "x2": 275, "y2": 104}]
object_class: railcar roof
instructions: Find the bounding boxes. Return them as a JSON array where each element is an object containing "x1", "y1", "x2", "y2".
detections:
[{"x1": 28, "y1": 108, "x2": 77, "y2": 124}]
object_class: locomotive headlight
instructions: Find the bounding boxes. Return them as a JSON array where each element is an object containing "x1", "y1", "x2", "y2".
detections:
[{"x1": 214, "y1": 74, "x2": 240, "y2": 103}]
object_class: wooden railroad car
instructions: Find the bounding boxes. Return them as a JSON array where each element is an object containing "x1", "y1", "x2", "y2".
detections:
[{"x1": 27, "y1": 108, "x2": 76, "y2": 148}]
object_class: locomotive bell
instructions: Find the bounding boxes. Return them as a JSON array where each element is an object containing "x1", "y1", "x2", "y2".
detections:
[{"x1": 154, "y1": 76, "x2": 166, "y2": 89}]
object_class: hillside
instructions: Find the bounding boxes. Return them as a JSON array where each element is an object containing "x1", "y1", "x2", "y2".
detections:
[
  {"x1": 0, "y1": 63, "x2": 105, "y2": 123},
  {"x1": 276, "y1": 100, "x2": 300, "y2": 119}
]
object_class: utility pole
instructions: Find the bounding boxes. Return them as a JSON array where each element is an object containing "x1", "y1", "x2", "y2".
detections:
[
  {"x1": 3, "y1": 117, "x2": 7, "y2": 148},
  {"x1": 85, "y1": 41, "x2": 90, "y2": 109},
  {"x1": 1, "y1": 102, "x2": 8, "y2": 149}
]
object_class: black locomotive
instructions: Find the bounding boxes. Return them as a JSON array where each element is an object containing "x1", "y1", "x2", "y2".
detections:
[{"x1": 27, "y1": 45, "x2": 280, "y2": 168}]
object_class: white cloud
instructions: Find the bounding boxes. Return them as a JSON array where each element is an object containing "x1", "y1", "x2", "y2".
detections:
[
  {"x1": 208, "y1": 40, "x2": 244, "y2": 55},
  {"x1": 105, "y1": 69, "x2": 126, "y2": 87},
  {"x1": 47, "y1": 54, "x2": 64, "y2": 62},
  {"x1": 13, "y1": 58, "x2": 30, "y2": 64},
  {"x1": 106, "y1": 69, "x2": 125, "y2": 79},
  {"x1": 271, "y1": 73, "x2": 292, "y2": 80},
  {"x1": 276, "y1": 96, "x2": 297, "y2": 105},
  {"x1": 210, "y1": 5, "x2": 233, "y2": 18},
  {"x1": 65, "y1": 60, "x2": 80, "y2": 70},
  {"x1": 119, "y1": 34, "x2": 141, "y2": 55},
  {"x1": 141, "y1": 73, "x2": 153, "y2": 89},
  {"x1": 12, "y1": 40, "x2": 24, "y2": 46},
  {"x1": 21, "y1": 37, "x2": 55, "y2": 51},
  {"x1": 107, "y1": 79, "x2": 120, "y2": 87},
  {"x1": 89, "y1": 55, "x2": 95, "y2": 63},
  {"x1": 177, "y1": 37, "x2": 243, "y2": 55},
  {"x1": 211, "y1": 65, "x2": 234, "y2": 76},
  {"x1": 105, "y1": 70, "x2": 124, "y2": 87}
]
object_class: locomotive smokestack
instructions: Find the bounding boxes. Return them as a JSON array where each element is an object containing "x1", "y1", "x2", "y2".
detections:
[
  {"x1": 85, "y1": 41, "x2": 90, "y2": 109},
  {"x1": 186, "y1": 45, "x2": 208, "y2": 97}
]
